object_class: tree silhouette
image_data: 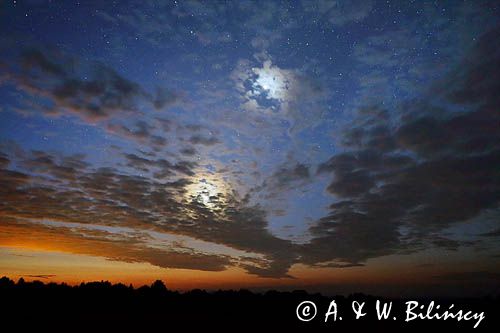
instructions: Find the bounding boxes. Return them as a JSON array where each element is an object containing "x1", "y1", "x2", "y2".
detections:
[
  {"x1": 151, "y1": 279, "x2": 167, "y2": 292},
  {"x1": 0, "y1": 276, "x2": 497, "y2": 330}
]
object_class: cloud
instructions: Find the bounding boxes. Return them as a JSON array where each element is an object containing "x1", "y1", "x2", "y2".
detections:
[
  {"x1": 153, "y1": 87, "x2": 181, "y2": 110},
  {"x1": 180, "y1": 146, "x2": 197, "y2": 156},
  {"x1": 188, "y1": 134, "x2": 220, "y2": 146},
  {"x1": 3, "y1": 47, "x2": 178, "y2": 122},
  {"x1": 302, "y1": 0, "x2": 373, "y2": 26},
  {"x1": 302, "y1": 26, "x2": 500, "y2": 266},
  {"x1": 0, "y1": 147, "x2": 297, "y2": 278},
  {"x1": 25, "y1": 275, "x2": 56, "y2": 279},
  {"x1": 107, "y1": 121, "x2": 168, "y2": 150},
  {"x1": 272, "y1": 163, "x2": 310, "y2": 188},
  {"x1": 0, "y1": 218, "x2": 232, "y2": 272},
  {"x1": 123, "y1": 153, "x2": 198, "y2": 178},
  {"x1": 107, "y1": 121, "x2": 153, "y2": 141},
  {"x1": 256, "y1": 161, "x2": 312, "y2": 204}
]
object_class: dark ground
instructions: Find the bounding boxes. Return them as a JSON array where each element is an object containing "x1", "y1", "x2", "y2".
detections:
[{"x1": 1, "y1": 276, "x2": 498, "y2": 331}]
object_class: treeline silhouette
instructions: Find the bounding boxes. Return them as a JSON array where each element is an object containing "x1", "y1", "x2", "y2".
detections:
[{"x1": 0, "y1": 276, "x2": 498, "y2": 330}]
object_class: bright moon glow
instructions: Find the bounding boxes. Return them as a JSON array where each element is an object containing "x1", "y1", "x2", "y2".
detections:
[
  {"x1": 185, "y1": 177, "x2": 226, "y2": 208},
  {"x1": 252, "y1": 60, "x2": 290, "y2": 102}
]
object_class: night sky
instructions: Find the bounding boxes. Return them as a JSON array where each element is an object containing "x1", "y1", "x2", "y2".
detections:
[{"x1": 0, "y1": 0, "x2": 499, "y2": 296}]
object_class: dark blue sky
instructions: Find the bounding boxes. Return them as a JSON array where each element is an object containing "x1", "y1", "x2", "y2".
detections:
[{"x1": 0, "y1": 1, "x2": 499, "y2": 294}]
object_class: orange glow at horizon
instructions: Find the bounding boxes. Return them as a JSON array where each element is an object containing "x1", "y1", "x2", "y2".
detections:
[
  {"x1": 1, "y1": 217, "x2": 496, "y2": 296},
  {"x1": 1, "y1": 243, "x2": 488, "y2": 294}
]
